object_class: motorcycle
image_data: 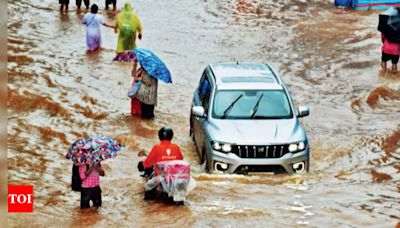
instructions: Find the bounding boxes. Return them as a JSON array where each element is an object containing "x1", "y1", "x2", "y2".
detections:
[{"x1": 138, "y1": 150, "x2": 195, "y2": 205}]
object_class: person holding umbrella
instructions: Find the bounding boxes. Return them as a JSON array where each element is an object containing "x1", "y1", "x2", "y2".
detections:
[
  {"x1": 136, "y1": 66, "x2": 158, "y2": 119},
  {"x1": 133, "y1": 48, "x2": 172, "y2": 119},
  {"x1": 66, "y1": 135, "x2": 123, "y2": 209},
  {"x1": 79, "y1": 163, "x2": 105, "y2": 209},
  {"x1": 378, "y1": 7, "x2": 400, "y2": 73}
]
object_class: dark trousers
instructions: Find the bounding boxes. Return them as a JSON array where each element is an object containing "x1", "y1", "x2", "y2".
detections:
[
  {"x1": 76, "y1": 0, "x2": 90, "y2": 8},
  {"x1": 382, "y1": 52, "x2": 399, "y2": 64},
  {"x1": 80, "y1": 186, "x2": 102, "y2": 209},
  {"x1": 105, "y1": 0, "x2": 116, "y2": 9},
  {"x1": 59, "y1": 0, "x2": 69, "y2": 10},
  {"x1": 141, "y1": 103, "x2": 155, "y2": 119},
  {"x1": 59, "y1": 0, "x2": 70, "y2": 4}
]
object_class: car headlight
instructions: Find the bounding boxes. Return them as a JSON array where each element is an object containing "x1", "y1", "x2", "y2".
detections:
[
  {"x1": 288, "y1": 141, "x2": 307, "y2": 153},
  {"x1": 221, "y1": 144, "x2": 232, "y2": 152},
  {"x1": 211, "y1": 141, "x2": 232, "y2": 153},
  {"x1": 212, "y1": 141, "x2": 221, "y2": 150}
]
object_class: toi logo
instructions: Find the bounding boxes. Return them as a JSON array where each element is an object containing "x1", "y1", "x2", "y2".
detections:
[{"x1": 8, "y1": 185, "x2": 34, "y2": 213}]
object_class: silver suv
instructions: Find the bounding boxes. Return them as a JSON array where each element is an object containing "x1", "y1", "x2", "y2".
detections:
[{"x1": 190, "y1": 63, "x2": 310, "y2": 174}]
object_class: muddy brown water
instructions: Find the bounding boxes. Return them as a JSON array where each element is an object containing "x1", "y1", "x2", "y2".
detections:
[{"x1": 7, "y1": 0, "x2": 400, "y2": 227}]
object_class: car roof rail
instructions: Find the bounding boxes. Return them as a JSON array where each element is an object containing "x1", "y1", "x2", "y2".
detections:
[
  {"x1": 265, "y1": 64, "x2": 282, "y2": 85},
  {"x1": 209, "y1": 62, "x2": 284, "y2": 86}
]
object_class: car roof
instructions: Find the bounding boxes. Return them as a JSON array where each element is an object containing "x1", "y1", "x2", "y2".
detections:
[{"x1": 209, "y1": 62, "x2": 283, "y2": 90}]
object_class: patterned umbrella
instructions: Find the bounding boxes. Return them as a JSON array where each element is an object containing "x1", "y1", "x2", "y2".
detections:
[
  {"x1": 66, "y1": 135, "x2": 123, "y2": 165},
  {"x1": 133, "y1": 48, "x2": 172, "y2": 83},
  {"x1": 378, "y1": 7, "x2": 400, "y2": 43}
]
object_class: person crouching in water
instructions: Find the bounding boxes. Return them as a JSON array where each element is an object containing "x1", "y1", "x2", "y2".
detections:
[
  {"x1": 79, "y1": 163, "x2": 105, "y2": 209},
  {"x1": 137, "y1": 127, "x2": 183, "y2": 200},
  {"x1": 381, "y1": 33, "x2": 400, "y2": 73}
]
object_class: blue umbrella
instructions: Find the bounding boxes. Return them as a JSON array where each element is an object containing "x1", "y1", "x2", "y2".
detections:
[{"x1": 133, "y1": 48, "x2": 172, "y2": 84}]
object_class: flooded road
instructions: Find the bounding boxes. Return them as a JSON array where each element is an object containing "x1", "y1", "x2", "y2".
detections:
[{"x1": 7, "y1": 0, "x2": 400, "y2": 227}]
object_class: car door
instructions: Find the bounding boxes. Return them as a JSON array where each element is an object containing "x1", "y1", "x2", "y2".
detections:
[{"x1": 191, "y1": 71, "x2": 211, "y2": 153}]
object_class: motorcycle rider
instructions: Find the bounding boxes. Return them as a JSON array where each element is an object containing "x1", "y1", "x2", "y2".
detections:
[{"x1": 137, "y1": 127, "x2": 184, "y2": 200}]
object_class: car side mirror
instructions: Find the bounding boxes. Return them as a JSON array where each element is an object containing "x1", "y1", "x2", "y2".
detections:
[
  {"x1": 297, "y1": 106, "x2": 309, "y2": 118},
  {"x1": 192, "y1": 106, "x2": 206, "y2": 118}
]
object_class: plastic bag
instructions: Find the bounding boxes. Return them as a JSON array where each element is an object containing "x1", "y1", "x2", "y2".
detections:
[
  {"x1": 156, "y1": 160, "x2": 192, "y2": 201},
  {"x1": 128, "y1": 81, "x2": 142, "y2": 98}
]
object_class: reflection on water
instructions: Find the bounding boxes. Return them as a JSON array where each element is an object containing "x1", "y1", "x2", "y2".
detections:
[{"x1": 7, "y1": 0, "x2": 400, "y2": 227}]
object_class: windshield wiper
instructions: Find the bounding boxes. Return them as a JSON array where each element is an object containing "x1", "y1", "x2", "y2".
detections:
[
  {"x1": 250, "y1": 94, "x2": 264, "y2": 119},
  {"x1": 221, "y1": 94, "x2": 243, "y2": 119}
]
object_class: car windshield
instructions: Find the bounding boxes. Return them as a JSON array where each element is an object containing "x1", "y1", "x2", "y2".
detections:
[{"x1": 212, "y1": 90, "x2": 293, "y2": 119}]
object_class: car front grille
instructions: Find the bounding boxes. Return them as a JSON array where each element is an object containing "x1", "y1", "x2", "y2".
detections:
[
  {"x1": 231, "y1": 145, "x2": 289, "y2": 158},
  {"x1": 234, "y1": 165, "x2": 286, "y2": 174}
]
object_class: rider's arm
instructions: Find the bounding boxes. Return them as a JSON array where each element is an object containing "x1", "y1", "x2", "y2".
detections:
[{"x1": 142, "y1": 145, "x2": 158, "y2": 168}]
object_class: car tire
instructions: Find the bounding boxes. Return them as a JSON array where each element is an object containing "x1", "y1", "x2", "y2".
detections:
[
  {"x1": 189, "y1": 127, "x2": 195, "y2": 143},
  {"x1": 201, "y1": 148, "x2": 211, "y2": 173}
]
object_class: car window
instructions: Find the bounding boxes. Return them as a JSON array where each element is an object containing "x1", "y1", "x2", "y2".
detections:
[
  {"x1": 212, "y1": 90, "x2": 293, "y2": 119},
  {"x1": 199, "y1": 74, "x2": 211, "y2": 110}
]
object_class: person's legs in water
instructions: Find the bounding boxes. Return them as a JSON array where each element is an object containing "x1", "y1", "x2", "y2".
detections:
[
  {"x1": 392, "y1": 64, "x2": 398, "y2": 72},
  {"x1": 84, "y1": 0, "x2": 90, "y2": 9},
  {"x1": 381, "y1": 61, "x2": 387, "y2": 73},
  {"x1": 76, "y1": 0, "x2": 82, "y2": 9},
  {"x1": 80, "y1": 188, "x2": 91, "y2": 209},
  {"x1": 105, "y1": 0, "x2": 109, "y2": 9},
  {"x1": 112, "y1": 0, "x2": 116, "y2": 10},
  {"x1": 144, "y1": 188, "x2": 158, "y2": 200},
  {"x1": 381, "y1": 52, "x2": 390, "y2": 73},
  {"x1": 141, "y1": 103, "x2": 155, "y2": 119},
  {"x1": 91, "y1": 186, "x2": 102, "y2": 207},
  {"x1": 391, "y1": 55, "x2": 399, "y2": 72},
  {"x1": 131, "y1": 98, "x2": 142, "y2": 116}
]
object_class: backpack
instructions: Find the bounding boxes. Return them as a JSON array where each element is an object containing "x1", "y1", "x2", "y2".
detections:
[
  {"x1": 71, "y1": 165, "x2": 82, "y2": 191},
  {"x1": 120, "y1": 23, "x2": 134, "y2": 37}
]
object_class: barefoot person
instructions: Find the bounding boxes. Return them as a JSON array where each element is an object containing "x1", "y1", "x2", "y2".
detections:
[{"x1": 381, "y1": 33, "x2": 400, "y2": 73}]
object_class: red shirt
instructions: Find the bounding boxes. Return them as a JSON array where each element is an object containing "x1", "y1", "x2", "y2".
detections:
[{"x1": 142, "y1": 140, "x2": 183, "y2": 169}]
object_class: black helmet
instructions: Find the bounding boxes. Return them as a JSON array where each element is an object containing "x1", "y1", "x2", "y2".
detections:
[{"x1": 158, "y1": 127, "x2": 173, "y2": 141}]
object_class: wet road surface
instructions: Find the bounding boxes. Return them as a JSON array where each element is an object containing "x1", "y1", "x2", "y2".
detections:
[{"x1": 7, "y1": 0, "x2": 400, "y2": 227}]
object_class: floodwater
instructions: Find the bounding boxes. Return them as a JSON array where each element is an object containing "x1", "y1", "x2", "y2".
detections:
[{"x1": 7, "y1": 0, "x2": 400, "y2": 227}]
